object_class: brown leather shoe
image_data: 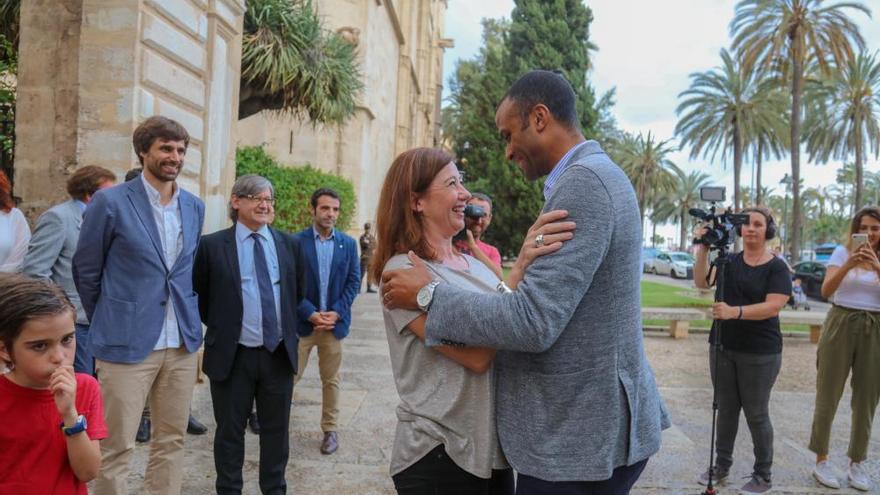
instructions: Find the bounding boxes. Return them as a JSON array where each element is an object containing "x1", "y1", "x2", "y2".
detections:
[{"x1": 320, "y1": 431, "x2": 338, "y2": 455}]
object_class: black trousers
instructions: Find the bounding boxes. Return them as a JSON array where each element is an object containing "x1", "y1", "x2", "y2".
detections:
[
  {"x1": 392, "y1": 444, "x2": 515, "y2": 495},
  {"x1": 210, "y1": 345, "x2": 294, "y2": 495},
  {"x1": 515, "y1": 459, "x2": 648, "y2": 495}
]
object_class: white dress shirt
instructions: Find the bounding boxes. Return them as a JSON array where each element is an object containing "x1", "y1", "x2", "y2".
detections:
[{"x1": 141, "y1": 174, "x2": 183, "y2": 350}]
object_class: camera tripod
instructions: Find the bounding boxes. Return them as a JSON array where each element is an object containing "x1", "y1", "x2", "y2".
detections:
[{"x1": 700, "y1": 246, "x2": 730, "y2": 495}]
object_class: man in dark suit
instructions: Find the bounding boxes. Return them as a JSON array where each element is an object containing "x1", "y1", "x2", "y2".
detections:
[
  {"x1": 294, "y1": 188, "x2": 360, "y2": 455},
  {"x1": 193, "y1": 174, "x2": 304, "y2": 494},
  {"x1": 22, "y1": 165, "x2": 116, "y2": 376},
  {"x1": 73, "y1": 116, "x2": 205, "y2": 495}
]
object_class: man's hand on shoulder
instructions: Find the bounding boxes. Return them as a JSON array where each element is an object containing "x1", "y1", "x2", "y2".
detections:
[{"x1": 381, "y1": 251, "x2": 432, "y2": 311}]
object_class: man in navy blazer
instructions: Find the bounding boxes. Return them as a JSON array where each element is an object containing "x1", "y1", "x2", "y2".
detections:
[
  {"x1": 294, "y1": 188, "x2": 360, "y2": 455},
  {"x1": 73, "y1": 116, "x2": 205, "y2": 495},
  {"x1": 194, "y1": 175, "x2": 304, "y2": 494}
]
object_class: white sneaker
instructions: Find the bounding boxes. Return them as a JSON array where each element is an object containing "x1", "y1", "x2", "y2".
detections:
[
  {"x1": 812, "y1": 460, "x2": 840, "y2": 489},
  {"x1": 848, "y1": 462, "x2": 872, "y2": 491}
]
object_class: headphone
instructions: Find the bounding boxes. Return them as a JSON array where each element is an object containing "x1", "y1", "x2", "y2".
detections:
[{"x1": 735, "y1": 207, "x2": 777, "y2": 240}]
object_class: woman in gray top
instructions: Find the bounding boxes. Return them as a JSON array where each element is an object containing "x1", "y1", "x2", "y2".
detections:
[{"x1": 370, "y1": 147, "x2": 574, "y2": 495}]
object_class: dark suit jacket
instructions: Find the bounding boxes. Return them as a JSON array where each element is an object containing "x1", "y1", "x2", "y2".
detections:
[
  {"x1": 193, "y1": 225, "x2": 305, "y2": 382},
  {"x1": 293, "y1": 228, "x2": 360, "y2": 340},
  {"x1": 73, "y1": 179, "x2": 205, "y2": 364}
]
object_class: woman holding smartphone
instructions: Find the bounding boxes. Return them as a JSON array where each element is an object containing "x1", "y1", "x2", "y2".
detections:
[{"x1": 809, "y1": 206, "x2": 880, "y2": 491}]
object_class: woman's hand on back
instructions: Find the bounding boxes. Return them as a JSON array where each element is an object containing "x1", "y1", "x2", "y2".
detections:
[{"x1": 506, "y1": 210, "x2": 575, "y2": 289}]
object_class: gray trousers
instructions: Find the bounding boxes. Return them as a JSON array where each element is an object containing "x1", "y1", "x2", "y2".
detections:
[{"x1": 710, "y1": 347, "x2": 782, "y2": 479}]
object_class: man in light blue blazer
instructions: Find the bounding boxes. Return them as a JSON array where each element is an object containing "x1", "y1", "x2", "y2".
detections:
[
  {"x1": 22, "y1": 165, "x2": 116, "y2": 376},
  {"x1": 73, "y1": 116, "x2": 205, "y2": 495},
  {"x1": 382, "y1": 71, "x2": 670, "y2": 495},
  {"x1": 293, "y1": 188, "x2": 360, "y2": 455}
]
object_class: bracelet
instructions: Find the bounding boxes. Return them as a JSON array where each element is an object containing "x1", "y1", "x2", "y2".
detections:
[
  {"x1": 737, "y1": 306, "x2": 743, "y2": 320},
  {"x1": 496, "y1": 281, "x2": 513, "y2": 294}
]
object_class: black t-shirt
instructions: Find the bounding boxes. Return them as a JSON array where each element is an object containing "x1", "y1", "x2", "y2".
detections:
[{"x1": 708, "y1": 252, "x2": 792, "y2": 354}]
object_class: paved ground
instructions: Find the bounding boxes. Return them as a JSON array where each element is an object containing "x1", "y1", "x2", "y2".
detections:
[{"x1": 119, "y1": 291, "x2": 880, "y2": 494}]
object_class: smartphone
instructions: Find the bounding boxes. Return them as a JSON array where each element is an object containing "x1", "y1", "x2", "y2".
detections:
[{"x1": 852, "y1": 233, "x2": 869, "y2": 249}]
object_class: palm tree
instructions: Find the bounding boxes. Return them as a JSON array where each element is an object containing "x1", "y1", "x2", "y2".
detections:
[
  {"x1": 731, "y1": 0, "x2": 870, "y2": 257},
  {"x1": 748, "y1": 86, "x2": 790, "y2": 205},
  {"x1": 649, "y1": 196, "x2": 677, "y2": 249},
  {"x1": 616, "y1": 132, "x2": 677, "y2": 226},
  {"x1": 239, "y1": 0, "x2": 363, "y2": 122},
  {"x1": 675, "y1": 49, "x2": 787, "y2": 211},
  {"x1": 804, "y1": 51, "x2": 880, "y2": 210}
]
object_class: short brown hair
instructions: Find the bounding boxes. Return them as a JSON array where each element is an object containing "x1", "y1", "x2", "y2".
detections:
[
  {"x1": 370, "y1": 147, "x2": 455, "y2": 284},
  {"x1": 0, "y1": 273, "x2": 74, "y2": 363},
  {"x1": 132, "y1": 116, "x2": 190, "y2": 165},
  {"x1": 66, "y1": 165, "x2": 116, "y2": 201}
]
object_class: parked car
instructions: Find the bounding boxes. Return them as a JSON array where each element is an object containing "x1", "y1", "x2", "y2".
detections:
[
  {"x1": 641, "y1": 247, "x2": 660, "y2": 273},
  {"x1": 792, "y1": 261, "x2": 827, "y2": 301},
  {"x1": 649, "y1": 251, "x2": 694, "y2": 279}
]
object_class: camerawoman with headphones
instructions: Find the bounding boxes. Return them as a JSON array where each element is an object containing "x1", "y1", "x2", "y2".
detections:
[{"x1": 693, "y1": 206, "x2": 792, "y2": 494}]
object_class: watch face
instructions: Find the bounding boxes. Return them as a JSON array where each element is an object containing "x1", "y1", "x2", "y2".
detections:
[{"x1": 417, "y1": 287, "x2": 431, "y2": 307}]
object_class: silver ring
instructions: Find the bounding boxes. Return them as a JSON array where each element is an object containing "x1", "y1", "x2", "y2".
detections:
[{"x1": 535, "y1": 234, "x2": 545, "y2": 248}]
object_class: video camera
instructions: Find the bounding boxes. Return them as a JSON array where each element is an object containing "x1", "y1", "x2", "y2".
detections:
[
  {"x1": 688, "y1": 186, "x2": 749, "y2": 250},
  {"x1": 453, "y1": 204, "x2": 487, "y2": 241}
]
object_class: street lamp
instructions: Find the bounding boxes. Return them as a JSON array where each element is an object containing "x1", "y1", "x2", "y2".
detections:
[
  {"x1": 780, "y1": 173, "x2": 793, "y2": 256},
  {"x1": 460, "y1": 141, "x2": 471, "y2": 166}
]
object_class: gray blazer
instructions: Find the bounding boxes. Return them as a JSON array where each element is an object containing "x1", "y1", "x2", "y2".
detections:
[
  {"x1": 425, "y1": 141, "x2": 670, "y2": 482},
  {"x1": 22, "y1": 199, "x2": 87, "y2": 325}
]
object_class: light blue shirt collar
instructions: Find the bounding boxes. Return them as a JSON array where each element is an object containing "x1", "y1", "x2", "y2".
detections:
[
  {"x1": 312, "y1": 226, "x2": 336, "y2": 241},
  {"x1": 543, "y1": 140, "x2": 588, "y2": 201},
  {"x1": 236, "y1": 221, "x2": 272, "y2": 243},
  {"x1": 74, "y1": 200, "x2": 87, "y2": 213}
]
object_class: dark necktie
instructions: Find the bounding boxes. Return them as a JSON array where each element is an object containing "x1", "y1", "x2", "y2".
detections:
[{"x1": 251, "y1": 233, "x2": 280, "y2": 352}]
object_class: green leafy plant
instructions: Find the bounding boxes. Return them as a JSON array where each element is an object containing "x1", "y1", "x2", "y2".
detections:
[{"x1": 235, "y1": 146, "x2": 355, "y2": 233}]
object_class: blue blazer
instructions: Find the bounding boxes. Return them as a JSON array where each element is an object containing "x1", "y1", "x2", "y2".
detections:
[
  {"x1": 73, "y1": 178, "x2": 205, "y2": 364},
  {"x1": 294, "y1": 228, "x2": 360, "y2": 340}
]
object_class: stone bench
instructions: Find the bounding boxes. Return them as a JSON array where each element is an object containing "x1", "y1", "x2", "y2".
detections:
[
  {"x1": 778, "y1": 310, "x2": 826, "y2": 343},
  {"x1": 643, "y1": 307, "x2": 828, "y2": 343},
  {"x1": 642, "y1": 307, "x2": 707, "y2": 339}
]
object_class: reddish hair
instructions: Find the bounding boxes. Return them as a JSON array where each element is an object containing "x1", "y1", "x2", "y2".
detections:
[
  {"x1": 0, "y1": 170, "x2": 13, "y2": 212},
  {"x1": 370, "y1": 147, "x2": 455, "y2": 284}
]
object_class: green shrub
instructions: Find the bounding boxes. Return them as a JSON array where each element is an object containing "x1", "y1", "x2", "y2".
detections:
[{"x1": 235, "y1": 146, "x2": 356, "y2": 233}]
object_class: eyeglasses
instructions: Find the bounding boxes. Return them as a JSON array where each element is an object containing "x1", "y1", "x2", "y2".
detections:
[{"x1": 240, "y1": 195, "x2": 276, "y2": 206}]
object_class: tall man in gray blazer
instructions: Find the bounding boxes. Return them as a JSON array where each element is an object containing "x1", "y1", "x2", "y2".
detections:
[
  {"x1": 22, "y1": 165, "x2": 116, "y2": 375},
  {"x1": 73, "y1": 116, "x2": 205, "y2": 495},
  {"x1": 382, "y1": 70, "x2": 670, "y2": 494}
]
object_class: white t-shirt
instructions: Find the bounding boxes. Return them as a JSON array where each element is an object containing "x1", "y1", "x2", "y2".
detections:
[
  {"x1": 827, "y1": 245, "x2": 880, "y2": 311},
  {"x1": 0, "y1": 208, "x2": 31, "y2": 273}
]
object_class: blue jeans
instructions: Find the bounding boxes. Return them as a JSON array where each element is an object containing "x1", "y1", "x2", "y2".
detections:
[{"x1": 73, "y1": 323, "x2": 94, "y2": 376}]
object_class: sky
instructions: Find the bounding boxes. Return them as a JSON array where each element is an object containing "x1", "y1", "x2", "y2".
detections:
[{"x1": 441, "y1": 0, "x2": 880, "y2": 244}]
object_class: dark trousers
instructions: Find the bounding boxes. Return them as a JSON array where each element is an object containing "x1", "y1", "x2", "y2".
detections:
[
  {"x1": 710, "y1": 348, "x2": 781, "y2": 480},
  {"x1": 360, "y1": 259, "x2": 373, "y2": 291},
  {"x1": 392, "y1": 445, "x2": 514, "y2": 495},
  {"x1": 515, "y1": 459, "x2": 648, "y2": 495},
  {"x1": 210, "y1": 345, "x2": 294, "y2": 495},
  {"x1": 73, "y1": 323, "x2": 94, "y2": 376}
]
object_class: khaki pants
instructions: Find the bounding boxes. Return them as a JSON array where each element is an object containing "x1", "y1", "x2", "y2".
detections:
[
  {"x1": 809, "y1": 305, "x2": 880, "y2": 462},
  {"x1": 295, "y1": 331, "x2": 342, "y2": 432},
  {"x1": 94, "y1": 347, "x2": 198, "y2": 495}
]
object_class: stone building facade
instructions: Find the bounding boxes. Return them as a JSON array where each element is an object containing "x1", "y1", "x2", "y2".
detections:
[
  {"x1": 14, "y1": 0, "x2": 245, "y2": 233},
  {"x1": 237, "y1": 0, "x2": 452, "y2": 231}
]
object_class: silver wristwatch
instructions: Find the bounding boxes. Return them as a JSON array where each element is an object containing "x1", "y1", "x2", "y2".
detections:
[{"x1": 416, "y1": 280, "x2": 441, "y2": 312}]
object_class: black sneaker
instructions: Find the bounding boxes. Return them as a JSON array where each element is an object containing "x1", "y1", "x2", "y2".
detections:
[{"x1": 136, "y1": 415, "x2": 151, "y2": 443}]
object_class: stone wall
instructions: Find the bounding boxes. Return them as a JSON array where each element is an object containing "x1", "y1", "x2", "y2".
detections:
[
  {"x1": 15, "y1": 0, "x2": 245, "y2": 233},
  {"x1": 236, "y1": 0, "x2": 451, "y2": 233}
]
